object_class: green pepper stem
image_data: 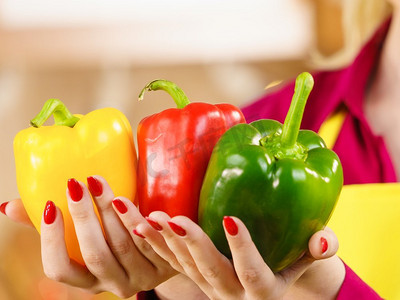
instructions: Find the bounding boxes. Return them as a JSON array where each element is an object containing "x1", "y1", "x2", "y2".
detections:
[
  {"x1": 138, "y1": 79, "x2": 190, "y2": 109},
  {"x1": 280, "y1": 72, "x2": 314, "y2": 148},
  {"x1": 30, "y1": 99, "x2": 80, "y2": 128}
]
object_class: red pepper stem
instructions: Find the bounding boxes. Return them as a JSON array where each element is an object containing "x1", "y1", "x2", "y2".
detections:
[
  {"x1": 280, "y1": 72, "x2": 314, "y2": 148},
  {"x1": 138, "y1": 79, "x2": 190, "y2": 109},
  {"x1": 30, "y1": 99, "x2": 80, "y2": 128}
]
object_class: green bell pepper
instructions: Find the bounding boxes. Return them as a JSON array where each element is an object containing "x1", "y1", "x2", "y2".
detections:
[{"x1": 199, "y1": 72, "x2": 343, "y2": 272}]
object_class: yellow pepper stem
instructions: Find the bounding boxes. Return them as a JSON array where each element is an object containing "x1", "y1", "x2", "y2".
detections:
[{"x1": 30, "y1": 99, "x2": 80, "y2": 128}]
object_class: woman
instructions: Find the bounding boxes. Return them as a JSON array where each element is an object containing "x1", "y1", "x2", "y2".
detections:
[{"x1": 1, "y1": 0, "x2": 398, "y2": 298}]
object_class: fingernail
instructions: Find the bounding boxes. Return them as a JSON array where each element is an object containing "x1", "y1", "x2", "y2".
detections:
[
  {"x1": 167, "y1": 221, "x2": 186, "y2": 237},
  {"x1": 44, "y1": 201, "x2": 56, "y2": 224},
  {"x1": 146, "y1": 217, "x2": 163, "y2": 231},
  {"x1": 223, "y1": 216, "x2": 238, "y2": 236},
  {"x1": 0, "y1": 202, "x2": 8, "y2": 215},
  {"x1": 321, "y1": 237, "x2": 328, "y2": 254},
  {"x1": 112, "y1": 198, "x2": 128, "y2": 214},
  {"x1": 87, "y1": 176, "x2": 103, "y2": 197},
  {"x1": 133, "y1": 229, "x2": 146, "y2": 239},
  {"x1": 68, "y1": 178, "x2": 83, "y2": 202}
]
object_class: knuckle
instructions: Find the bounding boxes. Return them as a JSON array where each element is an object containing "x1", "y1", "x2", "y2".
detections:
[
  {"x1": 185, "y1": 232, "x2": 206, "y2": 247},
  {"x1": 239, "y1": 268, "x2": 261, "y2": 284},
  {"x1": 83, "y1": 251, "x2": 107, "y2": 269},
  {"x1": 43, "y1": 269, "x2": 66, "y2": 283},
  {"x1": 168, "y1": 259, "x2": 184, "y2": 272},
  {"x1": 71, "y1": 209, "x2": 92, "y2": 225},
  {"x1": 137, "y1": 240, "x2": 152, "y2": 253},
  {"x1": 178, "y1": 258, "x2": 197, "y2": 271},
  {"x1": 199, "y1": 265, "x2": 220, "y2": 279},
  {"x1": 42, "y1": 257, "x2": 71, "y2": 283},
  {"x1": 109, "y1": 240, "x2": 132, "y2": 257},
  {"x1": 234, "y1": 240, "x2": 252, "y2": 253}
]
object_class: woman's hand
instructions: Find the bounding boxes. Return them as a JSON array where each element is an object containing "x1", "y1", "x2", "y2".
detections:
[
  {"x1": 135, "y1": 213, "x2": 345, "y2": 300},
  {"x1": 2, "y1": 176, "x2": 177, "y2": 298}
]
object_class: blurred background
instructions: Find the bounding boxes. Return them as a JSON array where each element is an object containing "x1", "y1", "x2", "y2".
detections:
[{"x1": 0, "y1": 0, "x2": 343, "y2": 299}]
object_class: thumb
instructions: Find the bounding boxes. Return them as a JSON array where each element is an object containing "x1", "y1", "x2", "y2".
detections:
[
  {"x1": 278, "y1": 227, "x2": 339, "y2": 286},
  {"x1": 308, "y1": 227, "x2": 339, "y2": 260},
  {"x1": 1, "y1": 198, "x2": 34, "y2": 227}
]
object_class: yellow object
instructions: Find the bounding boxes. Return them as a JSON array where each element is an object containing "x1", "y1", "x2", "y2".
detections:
[
  {"x1": 328, "y1": 183, "x2": 400, "y2": 300},
  {"x1": 317, "y1": 108, "x2": 347, "y2": 150},
  {"x1": 14, "y1": 99, "x2": 137, "y2": 265},
  {"x1": 320, "y1": 110, "x2": 400, "y2": 299}
]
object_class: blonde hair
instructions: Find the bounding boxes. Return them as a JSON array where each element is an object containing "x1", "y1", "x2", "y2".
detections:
[{"x1": 311, "y1": 0, "x2": 392, "y2": 70}]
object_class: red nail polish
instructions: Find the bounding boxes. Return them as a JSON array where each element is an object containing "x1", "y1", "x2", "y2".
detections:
[
  {"x1": 0, "y1": 202, "x2": 8, "y2": 215},
  {"x1": 167, "y1": 221, "x2": 186, "y2": 236},
  {"x1": 321, "y1": 237, "x2": 328, "y2": 254},
  {"x1": 68, "y1": 178, "x2": 83, "y2": 202},
  {"x1": 146, "y1": 217, "x2": 163, "y2": 231},
  {"x1": 44, "y1": 201, "x2": 56, "y2": 224},
  {"x1": 112, "y1": 198, "x2": 128, "y2": 214},
  {"x1": 223, "y1": 216, "x2": 238, "y2": 236},
  {"x1": 133, "y1": 229, "x2": 146, "y2": 239},
  {"x1": 87, "y1": 176, "x2": 103, "y2": 197}
]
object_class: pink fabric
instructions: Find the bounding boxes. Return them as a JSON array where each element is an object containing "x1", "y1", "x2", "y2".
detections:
[
  {"x1": 241, "y1": 17, "x2": 396, "y2": 300},
  {"x1": 336, "y1": 263, "x2": 382, "y2": 300}
]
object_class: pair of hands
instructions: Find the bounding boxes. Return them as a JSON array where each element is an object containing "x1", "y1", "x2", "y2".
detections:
[{"x1": 2, "y1": 176, "x2": 344, "y2": 299}]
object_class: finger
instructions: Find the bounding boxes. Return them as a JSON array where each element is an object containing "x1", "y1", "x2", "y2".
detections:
[
  {"x1": 168, "y1": 215, "x2": 243, "y2": 298},
  {"x1": 223, "y1": 216, "x2": 278, "y2": 299},
  {"x1": 87, "y1": 176, "x2": 141, "y2": 272},
  {"x1": 41, "y1": 201, "x2": 97, "y2": 289},
  {"x1": 144, "y1": 211, "x2": 186, "y2": 273},
  {"x1": 279, "y1": 228, "x2": 343, "y2": 298},
  {"x1": 308, "y1": 227, "x2": 339, "y2": 260},
  {"x1": 276, "y1": 228, "x2": 338, "y2": 291},
  {"x1": 112, "y1": 197, "x2": 171, "y2": 273},
  {"x1": 67, "y1": 178, "x2": 126, "y2": 282},
  {"x1": 1, "y1": 199, "x2": 34, "y2": 227},
  {"x1": 135, "y1": 221, "x2": 177, "y2": 272},
  {"x1": 148, "y1": 212, "x2": 212, "y2": 295},
  {"x1": 135, "y1": 223, "x2": 182, "y2": 276}
]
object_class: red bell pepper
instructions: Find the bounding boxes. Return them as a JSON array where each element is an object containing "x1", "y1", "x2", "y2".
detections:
[{"x1": 137, "y1": 79, "x2": 245, "y2": 222}]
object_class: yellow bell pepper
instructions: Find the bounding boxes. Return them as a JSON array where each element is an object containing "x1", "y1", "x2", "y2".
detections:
[{"x1": 14, "y1": 99, "x2": 137, "y2": 265}]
